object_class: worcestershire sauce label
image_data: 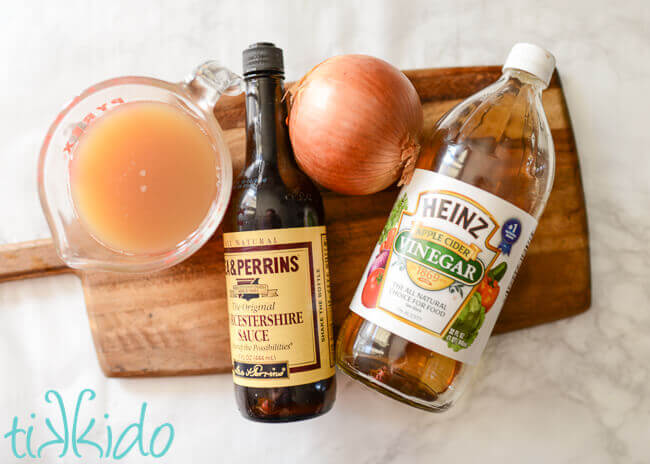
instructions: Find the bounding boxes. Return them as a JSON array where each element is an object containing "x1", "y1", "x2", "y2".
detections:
[
  {"x1": 349, "y1": 169, "x2": 537, "y2": 365},
  {"x1": 223, "y1": 226, "x2": 335, "y2": 387}
]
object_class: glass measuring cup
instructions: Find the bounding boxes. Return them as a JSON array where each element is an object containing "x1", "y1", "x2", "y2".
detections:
[{"x1": 38, "y1": 62, "x2": 242, "y2": 273}]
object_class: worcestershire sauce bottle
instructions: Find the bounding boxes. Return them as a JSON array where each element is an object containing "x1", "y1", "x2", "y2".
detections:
[{"x1": 223, "y1": 43, "x2": 336, "y2": 422}]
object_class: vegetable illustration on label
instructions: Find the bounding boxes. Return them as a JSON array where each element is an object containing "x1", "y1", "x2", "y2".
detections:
[
  {"x1": 362, "y1": 193, "x2": 408, "y2": 298},
  {"x1": 445, "y1": 262, "x2": 507, "y2": 351},
  {"x1": 477, "y1": 262, "x2": 507, "y2": 312},
  {"x1": 362, "y1": 268, "x2": 384, "y2": 308},
  {"x1": 445, "y1": 292, "x2": 485, "y2": 351},
  {"x1": 379, "y1": 194, "x2": 408, "y2": 244}
]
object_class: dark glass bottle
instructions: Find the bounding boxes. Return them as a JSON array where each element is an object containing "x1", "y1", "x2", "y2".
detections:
[{"x1": 223, "y1": 43, "x2": 336, "y2": 422}]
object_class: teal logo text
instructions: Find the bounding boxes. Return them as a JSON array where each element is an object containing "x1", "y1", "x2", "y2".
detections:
[{"x1": 3, "y1": 389, "x2": 174, "y2": 460}]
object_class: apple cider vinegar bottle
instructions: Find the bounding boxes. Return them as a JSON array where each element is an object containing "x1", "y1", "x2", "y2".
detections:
[
  {"x1": 337, "y1": 44, "x2": 556, "y2": 412},
  {"x1": 223, "y1": 43, "x2": 336, "y2": 422}
]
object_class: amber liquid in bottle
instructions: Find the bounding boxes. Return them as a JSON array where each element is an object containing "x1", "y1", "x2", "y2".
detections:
[
  {"x1": 225, "y1": 44, "x2": 335, "y2": 422},
  {"x1": 337, "y1": 66, "x2": 555, "y2": 412}
]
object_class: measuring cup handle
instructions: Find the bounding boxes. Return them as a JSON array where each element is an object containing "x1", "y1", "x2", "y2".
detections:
[{"x1": 183, "y1": 62, "x2": 243, "y2": 112}]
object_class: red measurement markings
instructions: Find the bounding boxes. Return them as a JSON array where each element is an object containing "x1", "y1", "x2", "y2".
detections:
[{"x1": 63, "y1": 97, "x2": 126, "y2": 155}]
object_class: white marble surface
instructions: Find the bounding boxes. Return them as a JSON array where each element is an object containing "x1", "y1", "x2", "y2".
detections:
[{"x1": 0, "y1": 0, "x2": 649, "y2": 462}]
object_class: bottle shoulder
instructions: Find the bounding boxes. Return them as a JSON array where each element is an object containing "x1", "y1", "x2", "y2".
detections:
[
  {"x1": 228, "y1": 165, "x2": 325, "y2": 232},
  {"x1": 417, "y1": 77, "x2": 555, "y2": 218}
]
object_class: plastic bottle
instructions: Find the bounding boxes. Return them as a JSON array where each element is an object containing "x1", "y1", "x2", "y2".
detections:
[{"x1": 337, "y1": 43, "x2": 556, "y2": 412}]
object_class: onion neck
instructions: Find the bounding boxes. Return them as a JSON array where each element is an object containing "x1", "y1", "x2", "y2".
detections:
[{"x1": 397, "y1": 133, "x2": 420, "y2": 186}]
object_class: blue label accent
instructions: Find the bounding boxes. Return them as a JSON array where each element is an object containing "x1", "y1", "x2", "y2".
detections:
[{"x1": 499, "y1": 218, "x2": 522, "y2": 255}]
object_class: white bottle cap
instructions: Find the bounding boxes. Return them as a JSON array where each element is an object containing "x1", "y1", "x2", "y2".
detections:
[{"x1": 503, "y1": 43, "x2": 556, "y2": 86}]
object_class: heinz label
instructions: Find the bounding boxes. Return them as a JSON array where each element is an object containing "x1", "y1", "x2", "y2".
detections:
[{"x1": 349, "y1": 169, "x2": 537, "y2": 364}]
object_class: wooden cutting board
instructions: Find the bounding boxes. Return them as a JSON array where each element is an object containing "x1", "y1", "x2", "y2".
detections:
[{"x1": 0, "y1": 66, "x2": 591, "y2": 377}]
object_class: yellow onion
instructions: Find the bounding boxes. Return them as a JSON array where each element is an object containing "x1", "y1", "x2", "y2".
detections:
[{"x1": 288, "y1": 55, "x2": 423, "y2": 195}]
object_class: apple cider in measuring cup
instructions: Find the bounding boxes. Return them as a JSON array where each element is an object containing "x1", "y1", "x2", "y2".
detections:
[
  {"x1": 70, "y1": 101, "x2": 219, "y2": 254},
  {"x1": 336, "y1": 43, "x2": 557, "y2": 412}
]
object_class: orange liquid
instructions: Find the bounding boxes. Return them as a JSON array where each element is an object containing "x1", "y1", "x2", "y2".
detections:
[{"x1": 70, "y1": 101, "x2": 218, "y2": 254}]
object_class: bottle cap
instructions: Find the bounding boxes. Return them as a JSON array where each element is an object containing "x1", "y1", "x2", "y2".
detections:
[
  {"x1": 242, "y1": 42, "x2": 284, "y2": 76},
  {"x1": 503, "y1": 43, "x2": 556, "y2": 86}
]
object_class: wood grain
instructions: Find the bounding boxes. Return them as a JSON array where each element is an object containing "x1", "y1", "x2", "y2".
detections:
[
  {"x1": 0, "y1": 238, "x2": 69, "y2": 282},
  {"x1": 0, "y1": 66, "x2": 590, "y2": 377}
]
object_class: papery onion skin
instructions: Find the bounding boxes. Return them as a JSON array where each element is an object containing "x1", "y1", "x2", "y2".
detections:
[{"x1": 288, "y1": 55, "x2": 423, "y2": 195}]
